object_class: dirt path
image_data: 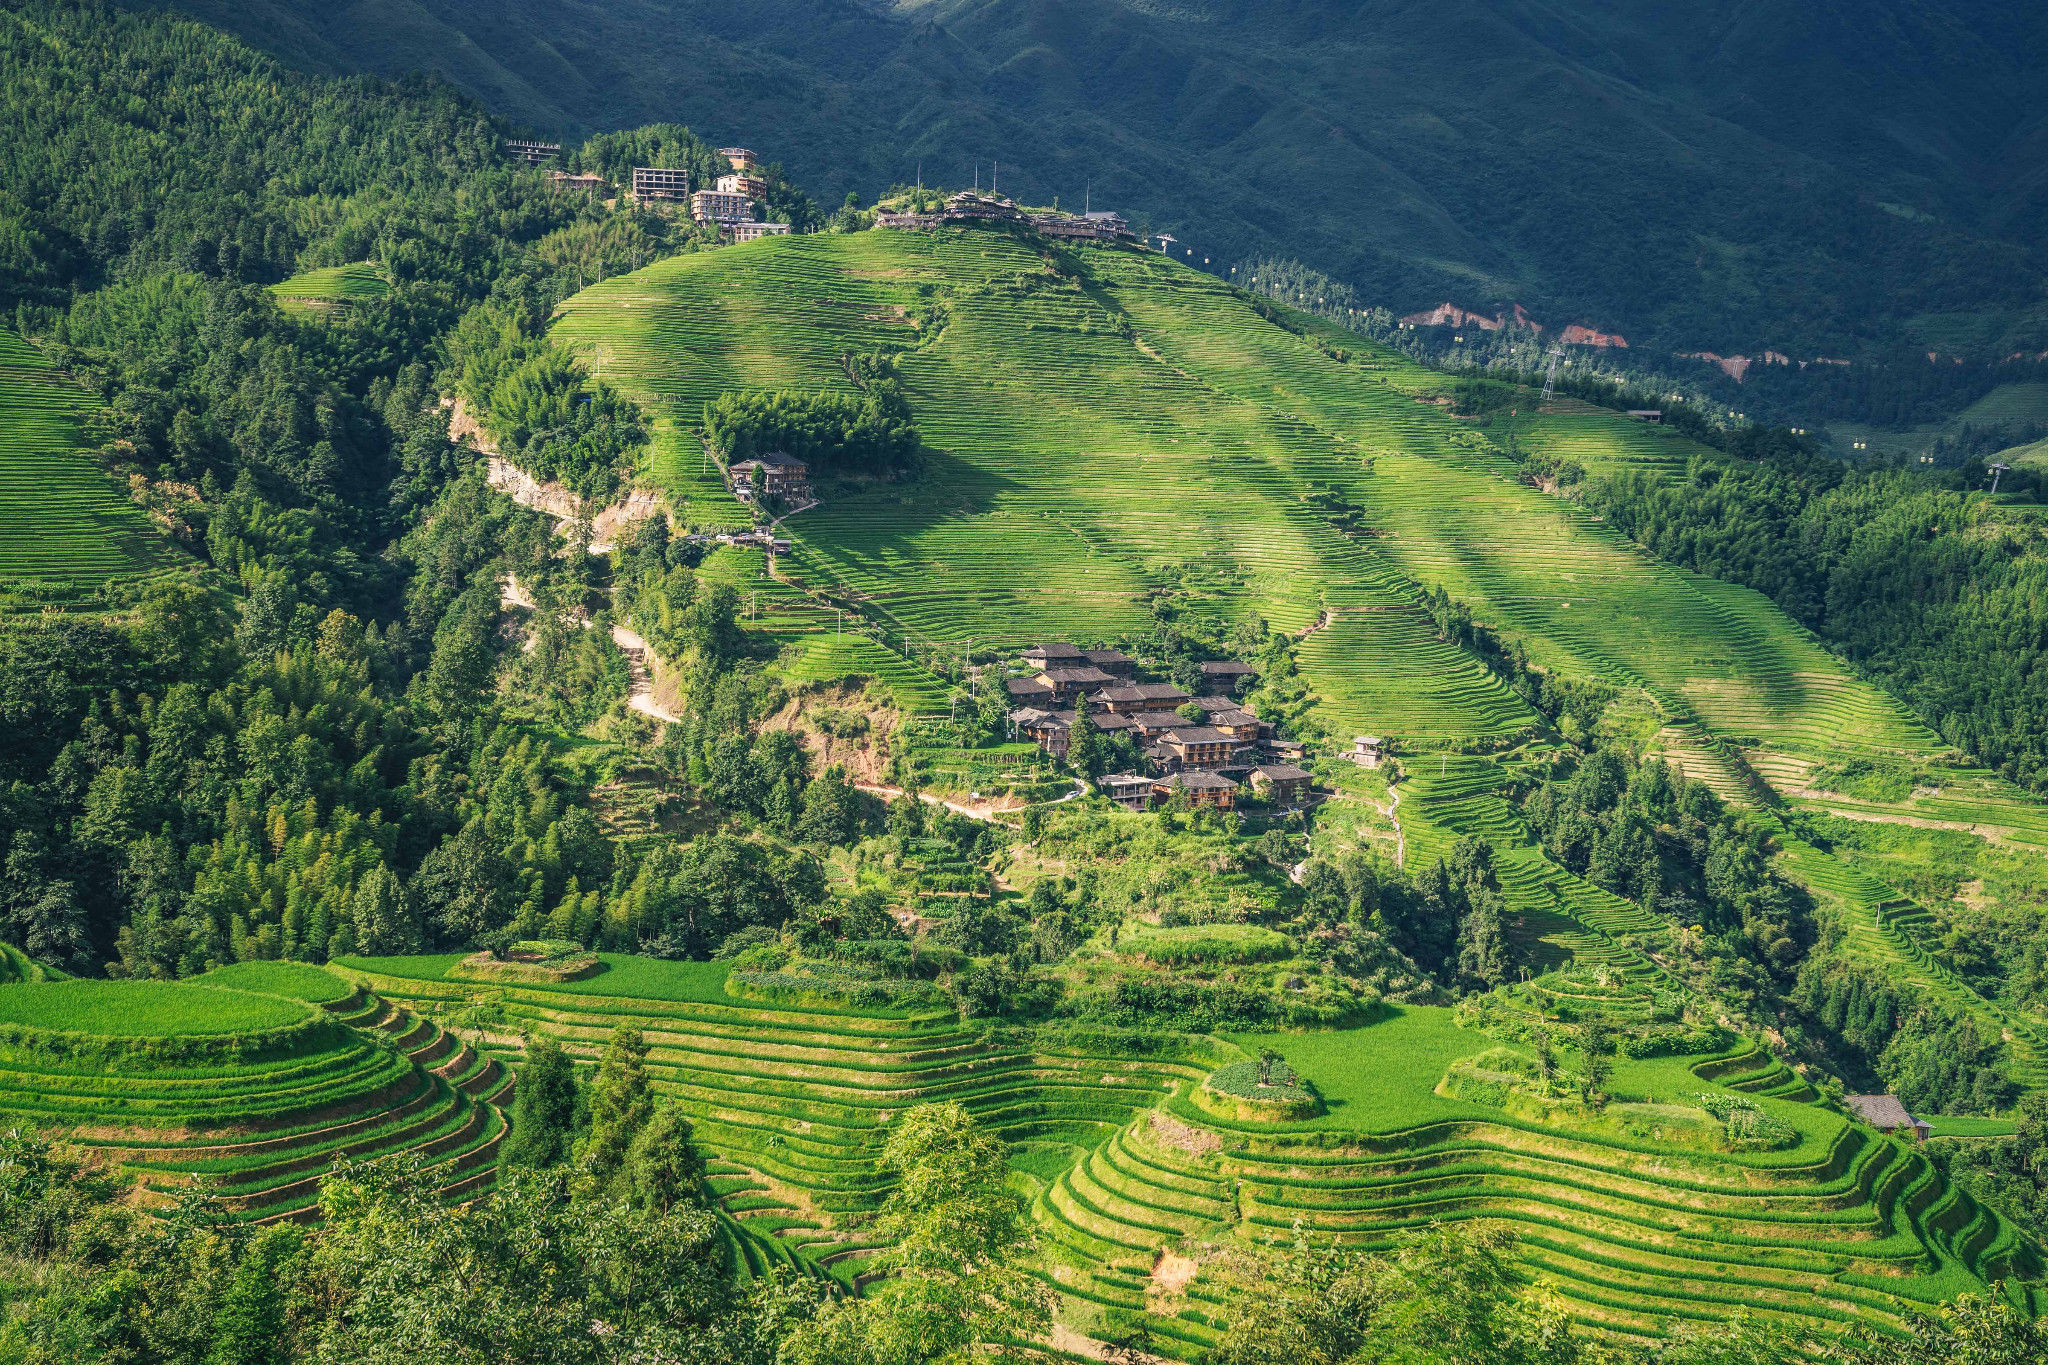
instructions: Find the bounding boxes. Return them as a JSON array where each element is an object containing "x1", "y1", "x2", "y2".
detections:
[
  {"x1": 1379, "y1": 780, "x2": 1405, "y2": 867},
  {"x1": 609, "y1": 623, "x2": 680, "y2": 723},
  {"x1": 854, "y1": 780, "x2": 1083, "y2": 825}
]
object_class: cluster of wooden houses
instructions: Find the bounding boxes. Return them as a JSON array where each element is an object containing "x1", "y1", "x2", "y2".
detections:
[
  {"x1": 1004, "y1": 643, "x2": 1313, "y2": 811},
  {"x1": 876, "y1": 192, "x2": 1134, "y2": 243}
]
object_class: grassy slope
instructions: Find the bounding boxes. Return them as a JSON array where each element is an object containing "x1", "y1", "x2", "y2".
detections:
[
  {"x1": 0, "y1": 980, "x2": 306, "y2": 1035},
  {"x1": 557, "y1": 231, "x2": 2048, "y2": 1040},
  {"x1": 0, "y1": 328, "x2": 179, "y2": 605}
]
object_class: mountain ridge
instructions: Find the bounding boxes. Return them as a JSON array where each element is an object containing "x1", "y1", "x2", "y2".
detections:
[{"x1": 129, "y1": 0, "x2": 2048, "y2": 358}]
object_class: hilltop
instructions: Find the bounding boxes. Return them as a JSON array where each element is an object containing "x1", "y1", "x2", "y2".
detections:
[{"x1": 142, "y1": 0, "x2": 2048, "y2": 357}]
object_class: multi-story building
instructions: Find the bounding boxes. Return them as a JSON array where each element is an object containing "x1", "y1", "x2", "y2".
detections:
[
  {"x1": 505, "y1": 140, "x2": 561, "y2": 166},
  {"x1": 690, "y1": 189, "x2": 753, "y2": 224},
  {"x1": 716, "y1": 172, "x2": 768, "y2": 199},
  {"x1": 631, "y1": 167, "x2": 691, "y2": 203},
  {"x1": 719, "y1": 147, "x2": 759, "y2": 172},
  {"x1": 731, "y1": 221, "x2": 791, "y2": 243}
]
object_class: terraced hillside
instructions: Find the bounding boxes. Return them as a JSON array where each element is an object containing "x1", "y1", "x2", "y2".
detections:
[
  {"x1": 268, "y1": 261, "x2": 391, "y2": 316},
  {"x1": 326, "y1": 953, "x2": 2034, "y2": 1347},
  {"x1": 0, "y1": 967, "x2": 508, "y2": 1223},
  {"x1": 0, "y1": 327, "x2": 179, "y2": 606},
  {"x1": 1029, "y1": 1014, "x2": 2036, "y2": 1352},
  {"x1": 336, "y1": 952, "x2": 1218, "y2": 1281},
  {"x1": 554, "y1": 229, "x2": 2048, "y2": 1022}
]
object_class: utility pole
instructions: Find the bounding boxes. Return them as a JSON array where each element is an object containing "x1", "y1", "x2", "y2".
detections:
[
  {"x1": 1989, "y1": 461, "x2": 2012, "y2": 495},
  {"x1": 1540, "y1": 345, "x2": 1565, "y2": 404}
]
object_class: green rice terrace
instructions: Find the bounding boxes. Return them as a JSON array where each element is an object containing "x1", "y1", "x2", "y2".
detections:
[
  {"x1": 267, "y1": 262, "x2": 391, "y2": 316},
  {"x1": 551, "y1": 226, "x2": 2048, "y2": 1091},
  {"x1": 0, "y1": 941, "x2": 2033, "y2": 1344},
  {"x1": 0, "y1": 969, "x2": 509, "y2": 1225},
  {"x1": 256, "y1": 954, "x2": 2048, "y2": 1346},
  {"x1": 0, "y1": 327, "x2": 180, "y2": 606}
]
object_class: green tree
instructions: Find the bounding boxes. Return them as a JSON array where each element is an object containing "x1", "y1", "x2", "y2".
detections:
[
  {"x1": 1211, "y1": 1221, "x2": 1579, "y2": 1365},
  {"x1": 622, "y1": 1103, "x2": 708, "y2": 1214},
  {"x1": 503, "y1": 1033, "x2": 580, "y2": 1169},
  {"x1": 204, "y1": 1226, "x2": 301, "y2": 1365},
  {"x1": 578, "y1": 1024, "x2": 654, "y2": 1191},
  {"x1": 784, "y1": 1102, "x2": 1051, "y2": 1365}
]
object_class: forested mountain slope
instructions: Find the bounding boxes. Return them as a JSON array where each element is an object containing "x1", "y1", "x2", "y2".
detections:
[{"x1": 135, "y1": 0, "x2": 2048, "y2": 356}]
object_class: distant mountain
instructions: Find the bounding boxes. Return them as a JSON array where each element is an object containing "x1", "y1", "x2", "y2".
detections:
[{"x1": 136, "y1": 0, "x2": 2048, "y2": 355}]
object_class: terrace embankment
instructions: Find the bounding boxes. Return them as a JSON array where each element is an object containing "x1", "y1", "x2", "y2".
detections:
[{"x1": 0, "y1": 971, "x2": 508, "y2": 1223}]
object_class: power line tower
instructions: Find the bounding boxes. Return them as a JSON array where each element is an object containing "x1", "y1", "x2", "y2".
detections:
[
  {"x1": 1988, "y1": 461, "x2": 2012, "y2": 495},
  {"x1": 1539, "y1": 345, "x2": 1565, "y2": 404}
]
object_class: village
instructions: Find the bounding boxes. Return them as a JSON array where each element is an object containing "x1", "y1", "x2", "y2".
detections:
[{"x1": 1000, "y1": 642, "x2": 1383, "y2": 814}]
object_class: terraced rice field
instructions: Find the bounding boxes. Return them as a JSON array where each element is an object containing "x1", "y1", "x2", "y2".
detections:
[
  {"x1": 269, "y1": 262, "x2": 391, "y2": 316},
  {"x1": 0, "y1": 328, "x2": 178, "y2": 604},
  {"x1": 1027, "y1": 1012, "x2": 2035, "y2": 1353},
  {"x1": 338, "y1": 953, "x2": 1219, "y2": 1282},
  {"x1": 322, "y1": 952, "x2": 2035, "y2": 1345},
  {"x1": 0, "y1": 972, "x2": 508, "y2": 1224}
]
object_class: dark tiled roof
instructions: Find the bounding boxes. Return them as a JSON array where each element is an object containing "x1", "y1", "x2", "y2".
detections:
[
  {"x1": 1845, "y1": 1095, "x2": 1921, "y2": 1129},
  {"x1": 1253, "y1": 764, "x2": 1313, "y2": 782},
  {"x1": 1159, "y1": 771, "x2": 1239, "y2": 790},
  {"x1": 1163, "y1": 727, "x2": 1232, "y2": 745},
  {"x1": 1082, "y1": 648, "x2": 1134, "y2": 665},
  {"x1": 1023, "y1": 642, "x2": 1084, "y2": 660},
  {"x1": 1100, "y1": 683, "x2": 1190, "y2": 704},
  {"x1": 1006, "y1": 678, "x2": 1054, "y2": 696},
  {"x1": 1199, "y1": 660, "x2": 1256, "y2": 675},
  {"x1": 1039, "y1": 667, "x2": 1116, "y2": 685}
]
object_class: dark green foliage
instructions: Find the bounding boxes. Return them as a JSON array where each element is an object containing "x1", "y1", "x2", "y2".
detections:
[
  {"x1": 1791, "y1": 953, "x2": 2018, "y2": 1114},
  {"x1": 578, "y1": 1024, "x2": 654, "y2": 1191},
  {"x1": 703, "y1": 383, "x2": 917, "y2": 479},
  {"x1": 503, "y1": 1032, "x2": 580, "y2": 1169},
  {"x1": 1523, "y1": 747, "x2": 1811, "y2": 974},
  {"x1": 142, "y1": 0, "x2": 2048, "y2": 358}
]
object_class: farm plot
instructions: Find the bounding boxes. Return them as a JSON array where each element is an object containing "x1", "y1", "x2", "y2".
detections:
[
  {"x1": 340, "y1": 952, "x2": 1218, "y2": 1281},
  {"x1": 268, "y1": 262, "x2": 390, "y2": 316},
  {"x1": 0, "y1": 973, "x2": 507, "y2": 1223},
  {"x1": 1030, "y1": 1013, "x2": 2034, "y2": 1355},
  {"x1": 0, "y1": 328, "x2": 178, "y2": 605}
]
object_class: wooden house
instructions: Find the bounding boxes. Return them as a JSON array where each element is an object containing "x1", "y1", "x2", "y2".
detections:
[
  {"x1": 1098, "y1": 683, "x2": 1191, "y2": 714},
  {"x1": 1006, "y1": 677, "x2": 1056, "y2": 706},
  {"x1": 1199, "y1": 660, "x2": 1257, "y2": 690},
  {"x1": 1009, "y1": 708, "x2": 1069, "y2": 758},
  {"x1": 1250, "y1": 764, "x2": 1313, "y2": 807},
  {"x1": 1126, "y1": 711, "x2": 1189, "y2": 740},
  {"x1": 1081, "y1": 648, "x2": 1137, "y2": 679},
  {"x1": 1022, "y1": 643, "x2": 1086, "y2": 670},
  {"x1": 1346, "y1": 735, "x2": 1385, "y2": 769},
  {"x1": 1036, "y1": 666, "x2": 1115, "y2": 700},
  {"x1": 727, "y1": 452, "x2": 811, "y2": 503},
  {"x1": 1845, "y1": 1095, "x2": 1932, "y2": 1143},
  {"x1": 1153, "y1": 771, "x2": 1238, "y2": 809},
  {"x1": 1159, "y1": 727, "x2": 1236, "y2": 771}
]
